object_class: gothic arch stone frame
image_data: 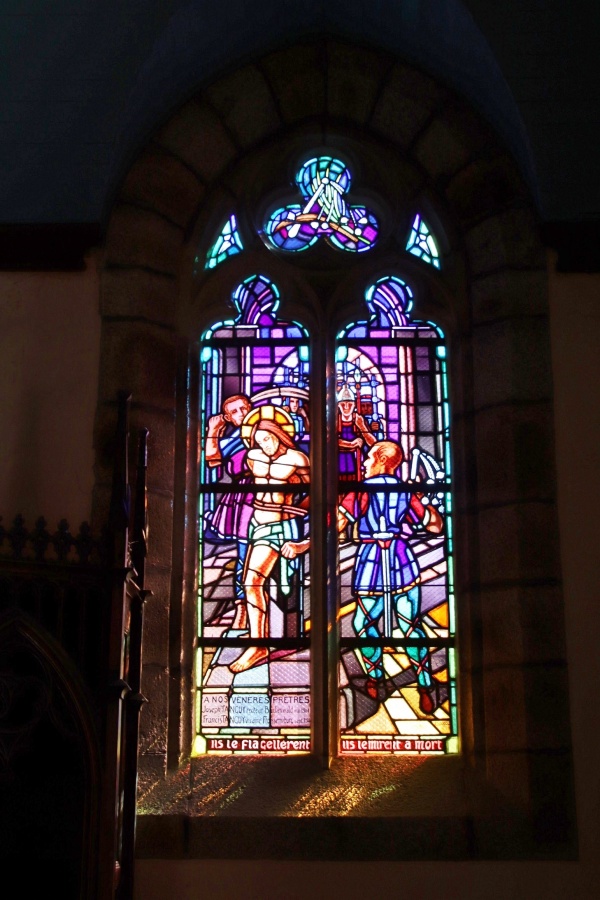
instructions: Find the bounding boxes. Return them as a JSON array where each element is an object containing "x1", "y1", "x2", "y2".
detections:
[{"x1": 94, "y1": 40, "x2": 575, "y2": 857}]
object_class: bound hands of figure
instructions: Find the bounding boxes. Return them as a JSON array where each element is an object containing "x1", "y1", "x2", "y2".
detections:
[
  {"x1": 281, "y1": 539, "x2": 310, "y2": 559},
  {"x1": 411, "y1": 488, "x2": 444, "y2": 535}
]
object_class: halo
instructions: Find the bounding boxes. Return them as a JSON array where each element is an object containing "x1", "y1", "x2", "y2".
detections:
[{"x1": 240, "y1": 404, "x2": 296, "y2": 448}]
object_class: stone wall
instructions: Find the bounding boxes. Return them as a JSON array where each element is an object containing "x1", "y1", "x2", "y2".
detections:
[{"x1": 89, "y1": 38, "x2": 576, "y2": 861}]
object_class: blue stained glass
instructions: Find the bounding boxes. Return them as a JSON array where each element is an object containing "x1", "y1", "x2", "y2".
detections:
[
  {"x1": 264, "y1": 156, "x2": 378, "y2": 254},
  {"x1": 205, "y1": 214, "x2": 244, "y2": 269},
  {"x1": 406, "y1": 214, "x2": 441, "y2": 269},
  {"x1": 197, "y1": 149, "x2": 459, "y2": 759},
  {"x1": 232, "y1": 273, "x2": 279, "y2": 324},
  {"x1": 204, "y1": 275, "x2": 306, "y2": 341},
  {"x1": 365, "y1": 276, "x2": 413, "y2": 326},
  {"x1": 337, "y1": 276, "x2": 457, "y2": 756},
  {"x1": 197, "y1": 274, "x2": 311, "y2": 757}
]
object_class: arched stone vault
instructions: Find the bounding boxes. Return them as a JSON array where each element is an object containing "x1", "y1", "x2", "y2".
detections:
[{"x1": 94, "y1": 39, "x2": 572, "y2": 856}]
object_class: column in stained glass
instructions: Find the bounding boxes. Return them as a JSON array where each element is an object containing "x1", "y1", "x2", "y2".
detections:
[
  {"x1": 336, "y1": 276, "x2": 457, "y2": 755},
  {"x1": 195, "y1": 274, "x2": 312, "y2": 756}
]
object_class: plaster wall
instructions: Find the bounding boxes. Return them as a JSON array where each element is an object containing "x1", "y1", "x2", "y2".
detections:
[
  {"x1": 0, "y1": 257, "x2": 101, "y2": 527},
  {"x1": 548, "y1": 255, "x2": 600, "y2": 866}
]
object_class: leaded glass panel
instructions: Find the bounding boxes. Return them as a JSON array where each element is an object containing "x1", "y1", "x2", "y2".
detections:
[
  {"x1": 204, "y1": 214, "x2": 244, "y2": 270},
  {"x1": 195, "y1": 275, "x2": 312, "y2": 755},
  {"x1": 336, "y1": 277, "x2": 458, "y2": 755}
]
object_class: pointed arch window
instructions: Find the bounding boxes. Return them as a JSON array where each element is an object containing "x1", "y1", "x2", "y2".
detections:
[
  {"x1": 336, "y1": 276, "x2": 457, "y2": 754},
  {"x1": 195, "y1": 156, "x2": 457, "y2": 758},
  {"x1": 196, "y1": 275, "x2": 312, "y2": 755}
]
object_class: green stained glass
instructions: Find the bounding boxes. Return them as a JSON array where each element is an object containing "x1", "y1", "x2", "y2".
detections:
[
  {"x1": 264, "y1": 156, "x2": 378, "y2": 253},
  {"x1": 406, "y1": 214, "x2": 441, "y2": 269},
  {"x1": 195, "y1": 155, "x2": 459, "y2": 760},
  {"x1": 337, "y1": 276, "x2": 458, "y2": 756},
  {"x1": 196, "y1": 275, "x2": 312, "y2": 757},
  {"x1": 205, "y1": 214, "x2": 244, "y2": 269}
]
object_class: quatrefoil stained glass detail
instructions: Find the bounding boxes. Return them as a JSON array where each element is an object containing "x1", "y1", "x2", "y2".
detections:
[{"x1": 265, "y1": 156, "x2": 379, "y2": 253}]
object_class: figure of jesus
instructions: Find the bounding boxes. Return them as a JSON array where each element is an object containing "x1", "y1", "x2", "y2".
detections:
[{"x1": 229, "y1": 412, "x2": 310, "y2": 674}]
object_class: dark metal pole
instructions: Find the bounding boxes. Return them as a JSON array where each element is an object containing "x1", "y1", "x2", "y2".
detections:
[{"x1": 118, "y1": 428, "x2": 150, "y2": 900}]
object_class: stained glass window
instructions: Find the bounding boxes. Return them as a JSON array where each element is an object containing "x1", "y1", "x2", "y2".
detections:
[
  {"x1": 195, "y1": 159, "x2": 457, "y2": 758},
  {"x1": 204, "y1": 214, "x2": 244, "y2": 269},
  {"x1": 336, "y1": 276, "x2": 457, "y2": 755},
  {"x1": 264, "y1": 155, "x2": 378, "y2": 253},
  {"x1": 195, "y1": 274, "x2": 312, "y2": 755},
  {"x1": 406, "y1": 214, "x2": 441, "y2": 269}
]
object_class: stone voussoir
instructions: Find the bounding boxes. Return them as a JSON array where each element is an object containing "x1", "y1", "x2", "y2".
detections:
[
  {"x1": 261, "y1": 43, "x2": 326, "y2": 124},
  {"x1": 205, "y1": 64, "x2": 281, "y2": 149},
  {"x1": 370, "y1": 63, "x2": 446, "y2": 150},
  {"x1": 104, "y1": 203, "x2": 183, "y2": 275},
  {"x1": 326, "y1": 40, "x2": 391, "y2": 124},
  {"x1": 156, "y1": 98, "x2": 238, "y2": 185},
  {"x1": 446, "y1": 154, "x2": 529, "y2": 229},
  {"x1": 119, "y1": 144, "x2": 206, "y2": 230}
]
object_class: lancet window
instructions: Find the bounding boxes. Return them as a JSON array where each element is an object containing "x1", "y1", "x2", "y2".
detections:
[{"x1": 194, "y1": 156, "x2": 456, "y2": 757}]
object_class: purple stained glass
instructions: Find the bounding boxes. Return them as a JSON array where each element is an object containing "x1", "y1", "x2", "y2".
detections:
[
  {"x1": 336, "y1": 276, "x2": 458, "y2": 756},
  {"x1": 265, "y1": 156, "x2": 378, "y2": 253},
  {"x1": 197, "y1": 274, "x2": 312, "y2": 756}
]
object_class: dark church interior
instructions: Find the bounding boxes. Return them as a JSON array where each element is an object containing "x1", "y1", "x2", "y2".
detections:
[{"x1": 1, "y1": 2, "x2": 598, "y2": 898}]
